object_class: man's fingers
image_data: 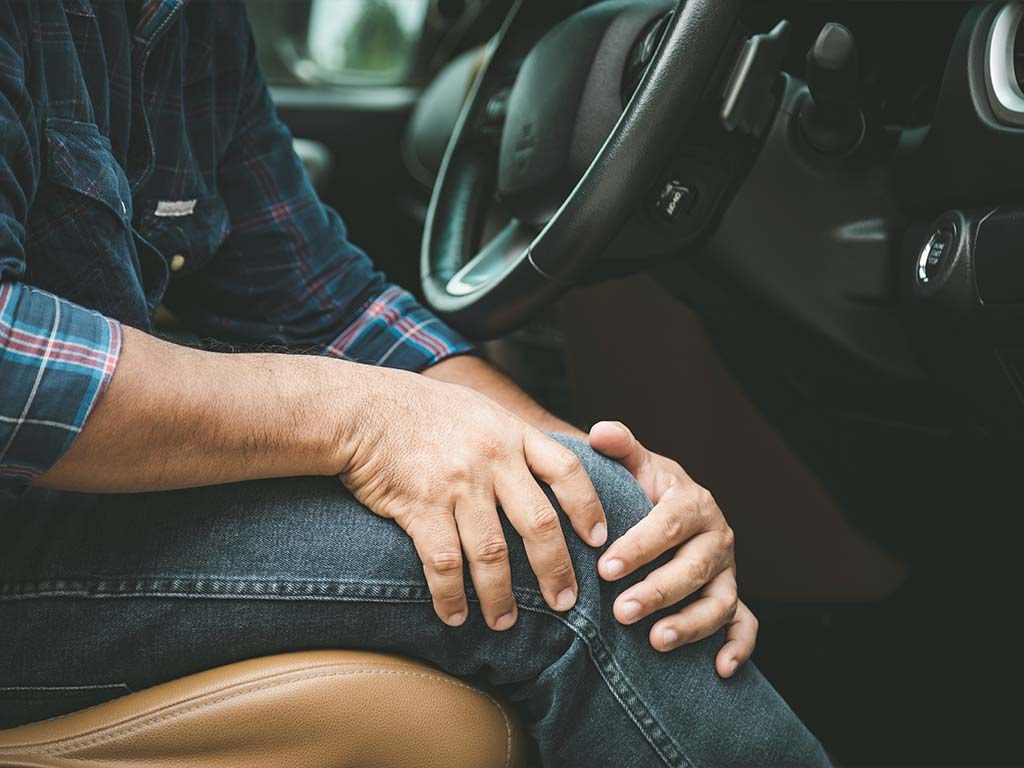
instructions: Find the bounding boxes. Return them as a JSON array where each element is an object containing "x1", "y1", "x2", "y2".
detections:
[
  {"x1": 612, "y1": 530, "x2": 733, "y2": 624},
  {"x1": 405, "y1": 509, "x2": 468, "y2": 627},
  {"x1": 716, "y1": 599, "x2": 758, "y2": 678},
  {"x1": 524, "y1": 431, "x2": 607, "y2": 547},
  {"x1": 453, "y1": 495, "x2": 518, "y2": 631},
  {"x1": 496, "y1": 470, "x2": 578, "y2": 613},
  {"x1": 649, "y1": 569, "x2": 739, "y2": 652},
  {"x1": 598, "y1": 484, "x2": 708, "y2": 581},
  {"x1": 588, "y1": 420, "x2": 647, "y2": 476}
]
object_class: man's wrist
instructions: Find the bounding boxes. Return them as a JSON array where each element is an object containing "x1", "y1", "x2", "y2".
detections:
[
  {"x1": 308, "y1": 356, "x2": 382, "y2": 477},
  {"x1": 423, "y1": 354, "x2": 585, "y2": 438}
]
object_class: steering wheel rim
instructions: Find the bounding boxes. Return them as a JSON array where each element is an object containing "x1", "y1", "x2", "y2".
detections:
[{"x1": 421, "y1": 0, "x2": 742, "y2": 339}]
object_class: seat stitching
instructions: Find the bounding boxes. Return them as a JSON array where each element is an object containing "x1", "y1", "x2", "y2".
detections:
[
  {"x1": 34, "y1": 668, "x2": 512, "y2": 765},
  {"x1": 3, "y1": 667, "x2": 512, "y2": 766}
]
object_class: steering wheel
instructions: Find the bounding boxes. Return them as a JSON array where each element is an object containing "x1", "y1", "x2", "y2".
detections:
[{"x1": 421, "y1": 0, "x2": 743, "y2": 338}]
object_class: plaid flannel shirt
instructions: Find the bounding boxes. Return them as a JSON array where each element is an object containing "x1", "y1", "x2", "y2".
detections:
[{"x1": 0, "y1": 0, "x2": 472, "y2": 489}]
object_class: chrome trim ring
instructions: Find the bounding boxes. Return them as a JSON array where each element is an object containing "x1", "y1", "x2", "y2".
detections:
[{"x1": 986, "y1": 1, "x2": 1024, "y2": 126}]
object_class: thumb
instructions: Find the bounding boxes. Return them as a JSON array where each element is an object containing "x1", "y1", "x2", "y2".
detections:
[{"x1": 588, "y1": 421, "x2": 647, "y2": 476}]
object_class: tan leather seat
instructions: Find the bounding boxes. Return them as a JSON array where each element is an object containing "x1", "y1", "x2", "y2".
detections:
[{"x1": 0, "y1": 651, "x2": 528, "y2": 768}]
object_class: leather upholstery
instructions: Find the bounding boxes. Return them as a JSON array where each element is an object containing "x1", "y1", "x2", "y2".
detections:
[{"x1": 0, "y1": 651, "x2": 527, "y2": 768}]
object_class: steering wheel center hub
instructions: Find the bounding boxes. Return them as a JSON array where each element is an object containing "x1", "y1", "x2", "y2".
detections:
[{"x1": 498, "y1": 2, "x2": 673, "y2": 224}]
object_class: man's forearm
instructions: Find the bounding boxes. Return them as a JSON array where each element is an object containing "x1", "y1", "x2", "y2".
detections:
[
  {"x1": 39, "y1": 333, "x2": 581, "y2": 493},
  {"x1": 37, "y1": 326, "x2": 373, "y2": 492},
  {"x1": 423, "y1": 354, "x2": 585, "y2": 439}
]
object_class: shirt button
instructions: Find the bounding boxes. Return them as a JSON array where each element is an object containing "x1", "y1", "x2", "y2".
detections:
[
  {"x1": 120, "y1": 200, "x2": 128, "y2": 216},
  {"x1": 169, "y1": 254, "x2": 186, "y2": 272}
]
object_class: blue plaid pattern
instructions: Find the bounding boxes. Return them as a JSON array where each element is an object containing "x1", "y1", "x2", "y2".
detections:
[
  {"x1": 0, "y1": 1, "x2": 472, "y2": 487},
  {"x1": 0, "y1": 283, "x2": 121, "y2": 484}
]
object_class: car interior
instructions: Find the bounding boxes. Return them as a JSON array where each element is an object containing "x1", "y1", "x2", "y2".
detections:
[{"x1": 1, "y1": 1, "x2": 1021, "y2": 766}]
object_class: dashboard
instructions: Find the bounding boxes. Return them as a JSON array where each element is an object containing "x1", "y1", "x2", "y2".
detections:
[
  {"x1": 900, "y1": 2, "x2": 1024, "y2": 438},
  {"x1": 691, "y1": 1, "x2": 1024, "y2": 432},
  {"x1": 648, "y1": 1, "x2": 1024, "y2": 550}
]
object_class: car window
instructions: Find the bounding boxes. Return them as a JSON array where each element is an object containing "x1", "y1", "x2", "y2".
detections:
[{"x1": 246, "y1": 0, "x2": 431, "y2": 86}]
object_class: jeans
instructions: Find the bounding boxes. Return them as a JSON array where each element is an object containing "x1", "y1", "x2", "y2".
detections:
[{"x1": 0, "y1": 435, "x2": 828, "y2": 767}]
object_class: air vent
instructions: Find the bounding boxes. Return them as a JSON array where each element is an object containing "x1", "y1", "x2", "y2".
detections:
[{"x1": 986, "y1": 1, "x2": 1024, "y2": 127}]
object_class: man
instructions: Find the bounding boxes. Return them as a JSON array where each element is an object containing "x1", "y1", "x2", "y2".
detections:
[{"x1": 0, "y1": 1, "x2": 827, "y2": 764}]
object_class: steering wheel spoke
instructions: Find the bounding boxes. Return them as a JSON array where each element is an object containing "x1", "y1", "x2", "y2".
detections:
[{"x1": 445, "y1": 219, "x2": 537, "y2": 297}]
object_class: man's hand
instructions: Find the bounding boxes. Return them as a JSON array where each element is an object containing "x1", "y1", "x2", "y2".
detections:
[
  {"x1": 589, "y1": 421, "x2": 757, "y2": 678},
  {"x1": 422, "y1": 356, "x2": 756, "y2": 676},
  {"x1": 338, "y1": 368, "x2": 608, "y2": 631}
]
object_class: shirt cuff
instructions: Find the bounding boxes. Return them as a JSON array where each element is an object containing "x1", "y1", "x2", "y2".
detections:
[
  {"x1": 323, "y1": 285, "x2": 474, "y2": 372},
  {"x1": 0, "y1": 282, "x2": 122, "y2": 485}
]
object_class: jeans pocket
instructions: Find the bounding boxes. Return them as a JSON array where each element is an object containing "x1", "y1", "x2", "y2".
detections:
[{"x1": 0, "y1": 682, "x2": 130, "y2": 729}]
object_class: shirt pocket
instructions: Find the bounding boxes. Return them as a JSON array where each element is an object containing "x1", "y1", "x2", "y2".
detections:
[
  {"x1": 138, "y1": 195, "x2": 231, "y2": 277},
  {"x1": 26, "y1": 118, "x2": 137, "y2": 304}
]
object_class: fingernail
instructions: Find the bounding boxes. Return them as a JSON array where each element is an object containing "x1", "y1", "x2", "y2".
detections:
[
  {"x1": 590, "y1": 522, "x2": 608, "y2": 546},
  {"x1": 603, "y1": 558, "x2": 624, "y2": 578},
  {"x1": 728, "y1": 658, "x2": 739, "y2": 675},
  {"x1": 619, "y1": 599, "x2": 642, "y2": 621},
  {"x1": 555, "y1": 587, "x2": 577, "y2": 611},
  {"x1": 447, "y1": 611, "x2": 466, "y2": 627},
  {"x1": 494, "y1": 612, "x2": 517, "y2": 631},
  {"x1": 662, "y1": 628, "x2": 679, "y2": 648}
]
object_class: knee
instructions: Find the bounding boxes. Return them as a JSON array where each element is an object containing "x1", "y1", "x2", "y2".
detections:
[
  {"x1": 531, "y1": 434, "x2": 654, "y2": 613},
  {"x1": 494, "y1": 433, "x2": 654, "y2": 624},
  {"x1": 546, "y1": 433, "x2": 653, "y2": 544}
]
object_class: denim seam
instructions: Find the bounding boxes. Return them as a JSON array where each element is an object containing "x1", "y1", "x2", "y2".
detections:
[
  {"x1": 0, "y1": 577, "x2": 551, "y2": 605},
  {"x1": 10, "y1": 668, "x2": 512, "y2": 767},
  {"x1": 0, "y1": 684, "x2": 128, "y2": 693},
  {"x1": 518, "y1": 603, "x2": 694, "y2": 768},
  {"x1": 0, "y1": 577, "x2": 435, "y2": 601}
]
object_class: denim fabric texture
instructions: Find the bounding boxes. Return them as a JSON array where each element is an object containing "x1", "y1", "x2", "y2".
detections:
[{"x1": 0, "y1": 435, "x2": 829, "y2": 767}]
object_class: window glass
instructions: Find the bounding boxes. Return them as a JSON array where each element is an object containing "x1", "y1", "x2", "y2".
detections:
[
  {"x1": 306, "y1": 0, "x2": 429, "y2": 81},
  {"x1": 246, "y1": 0, "x2": 431, "y2": 86}
]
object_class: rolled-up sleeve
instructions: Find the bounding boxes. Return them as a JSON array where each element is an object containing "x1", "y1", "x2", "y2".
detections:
[
  {"x1": 323, "y1": 283, "x2": 472, "y2": 369},
  {"x1": 0, "y1": 283, "x2": 121, "y2": 484},
  {"x1": 0, "y1": 9, "x2": 117, "y2": 489},
  {"x1": 164, "y1": 8, "x2": 473, "y2": 372},
  {"x1": 0, "y1": 9, "x2": 122, "y2": 487}
]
